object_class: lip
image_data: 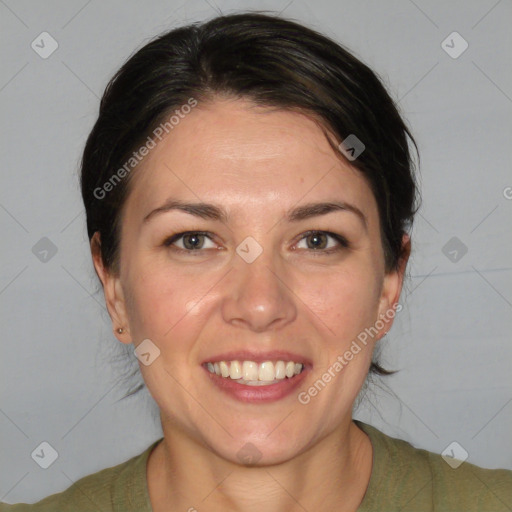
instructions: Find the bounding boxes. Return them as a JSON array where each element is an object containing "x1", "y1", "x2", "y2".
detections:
[
  {"x1": 203, "y1": 364, "x2": 309, "y2": 403},
  {"x1": 201, "y1": 350, "x2": 312, "y2": 366}
]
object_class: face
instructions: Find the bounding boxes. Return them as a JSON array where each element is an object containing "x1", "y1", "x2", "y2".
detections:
[{"x1": 93, "y1": 98, "x2": 405, "y2": 465}]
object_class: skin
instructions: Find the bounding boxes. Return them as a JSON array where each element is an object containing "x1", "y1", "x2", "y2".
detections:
[{"x1": 92, "y1": 98, "x2": 409, "y2": 512}]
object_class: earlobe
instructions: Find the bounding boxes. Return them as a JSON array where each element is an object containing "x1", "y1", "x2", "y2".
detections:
[{"x1": 91, "y1": 232, "x2": 131, "y2": 344}]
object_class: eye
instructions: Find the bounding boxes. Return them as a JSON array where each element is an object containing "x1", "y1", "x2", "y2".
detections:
[
  {"x1": 162, "y1": 230, "x2": 348, "y2": 255},
  {"x1": 295, "y1": 231, "x2": 349, "y2": 253},
  {"x1": 164, "y1": 231, "x2": 217, "y2": 252}
]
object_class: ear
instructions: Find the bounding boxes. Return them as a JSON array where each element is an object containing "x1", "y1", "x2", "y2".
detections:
[
  {"x1": 376, "y1": 234, "x2": 410, "y2": 339},
  {"x1": 91, "y1": 232, "x2": 132, "y2": 344}
]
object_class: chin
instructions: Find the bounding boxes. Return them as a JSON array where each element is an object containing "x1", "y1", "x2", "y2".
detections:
[{"x1": 200, "y1": 422, "x2": 314, "y2": 467}]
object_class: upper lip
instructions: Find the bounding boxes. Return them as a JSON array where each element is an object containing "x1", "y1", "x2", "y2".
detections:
[{"x1": 201, "y1": 350, "x2": 312, "y2": 366}]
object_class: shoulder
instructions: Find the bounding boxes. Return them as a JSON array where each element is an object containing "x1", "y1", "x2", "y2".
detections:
[
  {"x1": 356, "y1": 421, "x2": 512, "y2": 512},
  {"x1": 0, "y1": 439, "x2": 161, "y2": 512}
]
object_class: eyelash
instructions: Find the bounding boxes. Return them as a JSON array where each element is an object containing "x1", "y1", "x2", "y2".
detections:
[{"x1": 162, "y1": 230, "x2": 349, "y2": 256}]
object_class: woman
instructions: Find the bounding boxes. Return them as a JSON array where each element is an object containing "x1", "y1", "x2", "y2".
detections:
[{"x1": 2, "y1": 11, "x2": 510, "y2": 512}]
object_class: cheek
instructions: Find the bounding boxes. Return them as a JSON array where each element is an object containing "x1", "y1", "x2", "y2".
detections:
[
  {"x1": 297, "y1": 266, "x2": 382, "y2": 341},
  {"x1": 123, "y1": 265, "x2": 186, "y2": 335},
  {"x1": 123, "y1": 263, "x2": 218, "y2": 349}
]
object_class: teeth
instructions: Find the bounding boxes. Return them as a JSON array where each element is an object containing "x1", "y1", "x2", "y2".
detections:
[
  {"x1": 206, "y1": 360, "x2": 304, "y2": 382},
  {"x1": 238, "y1": 379, "x2": 280, "y2": 386},
  {"x1": 285, "y1": 361, "x2": 295, "y2": 378},
  {"x1": 275, "y1": 360, "x2": 286, "y2": 379},
  {"x1": 242, "y1": 361, "x2": 259, "y2": 381},
  {"x1": 219, "y1": 361, "x2": 230, "y2": 378},
  {"x1": 258, "y1": 361, "x2": 275, "y2": 382},
  {"x1": 230, "y1": 360, "x2": 242, "y2": 379}
]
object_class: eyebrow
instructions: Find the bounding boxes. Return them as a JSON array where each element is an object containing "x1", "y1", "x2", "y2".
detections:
[{"x1": 143, "y1": 198, "x2": 367, "y2": 229}]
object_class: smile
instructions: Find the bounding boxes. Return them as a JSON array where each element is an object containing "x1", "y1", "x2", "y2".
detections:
[{"x1": 205, "y1": 360, "x2": 304, "y2": 386}]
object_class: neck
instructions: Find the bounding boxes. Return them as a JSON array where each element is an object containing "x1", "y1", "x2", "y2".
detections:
[{"x1": 147, "y1": 419, "x2": 373, "y2": 512}]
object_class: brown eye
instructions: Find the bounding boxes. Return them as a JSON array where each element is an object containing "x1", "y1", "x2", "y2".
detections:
[
  {"x1": 305, "y1": 232, "x2": 328, "y2": 249},
  {"x1": 296, "y1": 231, "x2": 349, "y2": 252},
  {"x1": 164, "y1": 231, "x2": 216, "y2": 252},
  {"x1": 181, "y1": 233, "x2": 206, "y2": 250}
]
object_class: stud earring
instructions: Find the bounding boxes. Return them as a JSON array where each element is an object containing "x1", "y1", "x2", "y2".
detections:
[{"x1": 117, "y1": 328, "x2": 124, "y2": 334}]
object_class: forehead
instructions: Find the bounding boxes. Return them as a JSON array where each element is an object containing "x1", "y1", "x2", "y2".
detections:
[{"x1": 124, "y1": 98, "x2": 377, "y2": 223}]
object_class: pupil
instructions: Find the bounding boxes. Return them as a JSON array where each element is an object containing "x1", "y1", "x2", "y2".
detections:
[
  {"x1": 309, "y1": 233, "x2": 326, "y2": 249},
  {"x1": 184, "y1": 234, "x2": 203, "y2": 250}
]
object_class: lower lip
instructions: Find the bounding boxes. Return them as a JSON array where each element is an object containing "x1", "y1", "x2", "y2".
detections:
[{"x1": 203, "y1": 366, "x2": 309, "y2": 403}]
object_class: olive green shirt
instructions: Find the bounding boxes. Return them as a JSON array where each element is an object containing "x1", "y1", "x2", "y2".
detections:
[{"x1": 2, "y1": 421, "x2": 511, "y2": 511}]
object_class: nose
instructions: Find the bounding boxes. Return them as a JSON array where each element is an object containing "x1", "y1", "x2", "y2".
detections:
[{"x1": 221, "y1": 250, "x2": 297, "y2": 332}]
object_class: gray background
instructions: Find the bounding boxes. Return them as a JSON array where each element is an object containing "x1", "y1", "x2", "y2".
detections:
[{"x1": 1, "y1": 0, "x2": 511, "y2": 504}]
